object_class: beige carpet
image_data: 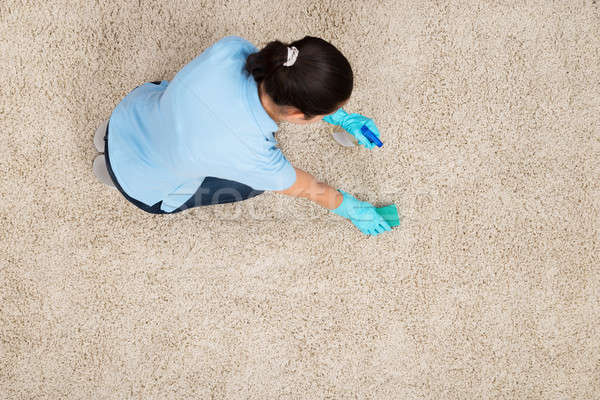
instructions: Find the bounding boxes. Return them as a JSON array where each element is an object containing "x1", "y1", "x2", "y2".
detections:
[{"x1": 1, "y1": 0, "x2": 599, "y2": 398}]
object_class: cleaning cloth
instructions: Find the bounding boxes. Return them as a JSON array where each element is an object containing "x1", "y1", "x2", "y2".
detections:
[{"x1": 376, "y1": 205, "x2": 401, "y2": 228}]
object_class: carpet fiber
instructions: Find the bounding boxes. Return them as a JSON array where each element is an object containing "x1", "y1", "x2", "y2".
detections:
[{"x1": 1, "y1": 0, "x2": 599, "y2": 398}]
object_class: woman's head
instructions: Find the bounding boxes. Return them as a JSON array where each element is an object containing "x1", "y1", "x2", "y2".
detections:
[{"x1": 246, "y1": 36, "x2": 353, "y2": 124}]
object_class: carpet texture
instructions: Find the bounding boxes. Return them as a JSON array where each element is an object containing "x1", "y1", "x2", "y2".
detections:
[{"x1": 1, "y1": 0, "x2": 599, "y2": 398}]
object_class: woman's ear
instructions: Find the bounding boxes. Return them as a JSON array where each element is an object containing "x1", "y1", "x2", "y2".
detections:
[
  {"x1": 281, "y1": 107, "x2": 306, "y2": 121},
  {"x1": 290, "y1": 110, "x2": 307, "y2": 119}
]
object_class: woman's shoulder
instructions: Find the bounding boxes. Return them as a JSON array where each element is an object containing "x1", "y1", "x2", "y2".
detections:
[
  {"x1": 185, "y1": 36, "x2": 256, "y2": 69},
  {"x1": 171, "y1": 36, "x2": 256, "y2": 88},
  {"x1": 211, "y1": 36, "x2": 257, "y2": 54}
]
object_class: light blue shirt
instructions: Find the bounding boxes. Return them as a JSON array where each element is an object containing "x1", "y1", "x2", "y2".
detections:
[{"x1": 107, "y1": 36, "x2": 296, "y2": 212}]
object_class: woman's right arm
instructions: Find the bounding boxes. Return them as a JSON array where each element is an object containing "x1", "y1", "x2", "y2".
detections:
[
  {"x1": 274, "y1": 167, "x2": 343, "y2": 210},
  {"x1": 274, "y1": 167, "x2": 392, "y2": 236}
]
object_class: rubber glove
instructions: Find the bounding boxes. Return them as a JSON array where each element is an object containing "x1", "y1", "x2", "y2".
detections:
[
  {"x1": 331, "y1": 190, "x2": 392, "y2": 235},
  {"x1": 323, "y1": 108, "x2": 381, "y2": 150}
]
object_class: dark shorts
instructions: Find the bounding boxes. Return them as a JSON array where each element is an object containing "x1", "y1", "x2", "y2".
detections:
[{"x1": 103, "y1": 103, "x2": 264, "y2": 214}]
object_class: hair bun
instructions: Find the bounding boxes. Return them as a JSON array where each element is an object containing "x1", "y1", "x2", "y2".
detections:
[{"x1": 245, "y1": 41, "x2": 288, "y2": 82}]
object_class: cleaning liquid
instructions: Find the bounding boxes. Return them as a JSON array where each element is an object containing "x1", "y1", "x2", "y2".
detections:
[
  {"x1": 331, "y1": 125, "x2": 357, "y2": 147},
  {"x1": 330, "y1": 125, "x2": 383, "y2": 147}
]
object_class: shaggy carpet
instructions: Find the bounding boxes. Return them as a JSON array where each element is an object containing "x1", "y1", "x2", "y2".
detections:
[{"x1": 1, "y1": 0, "x2": 599, "y2": 398}]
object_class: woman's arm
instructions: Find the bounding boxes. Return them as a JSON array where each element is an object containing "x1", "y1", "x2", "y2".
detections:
[
  {"x1": 274, "y1": 167, "x2": 392, "y2": 235},
  {"x1": 274, "y1": 167, "x2": 343, "y2": 210}
]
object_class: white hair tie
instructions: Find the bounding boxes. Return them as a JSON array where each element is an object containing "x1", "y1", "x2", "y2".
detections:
[{"x1": 283, "y1": 46, "x2": 299, "y2": 67}]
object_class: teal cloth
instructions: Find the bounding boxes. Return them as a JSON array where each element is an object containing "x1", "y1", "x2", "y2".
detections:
[{"x1": 376, "y1": 205, "x2": 400, "y2": 227}]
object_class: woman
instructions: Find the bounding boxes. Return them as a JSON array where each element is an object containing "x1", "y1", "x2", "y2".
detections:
[{"x1": 93, "y1": 36, "x2": 391, "y2": 235}]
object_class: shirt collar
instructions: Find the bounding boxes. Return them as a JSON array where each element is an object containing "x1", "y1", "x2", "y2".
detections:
[{"x1": 245, "y1": 74, "x2": 278, "y2": 137}]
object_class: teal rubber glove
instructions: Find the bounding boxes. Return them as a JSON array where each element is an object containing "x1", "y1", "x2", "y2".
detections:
[
  {"x1": 323, "y1": 108, "x2": 381, "y2": 150},
  {"x1": 331, "y1": 190, "x2": 392, "y2": 235}
]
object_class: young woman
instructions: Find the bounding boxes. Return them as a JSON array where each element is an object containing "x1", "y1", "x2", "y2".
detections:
[{"x1": 93, "y1": 36, "x2": 391, "y2": 235}]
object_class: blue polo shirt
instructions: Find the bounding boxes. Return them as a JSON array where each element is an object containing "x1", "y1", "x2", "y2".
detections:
[{"x1": 107, "y1": 36, "x2": 297, "y2": 212}]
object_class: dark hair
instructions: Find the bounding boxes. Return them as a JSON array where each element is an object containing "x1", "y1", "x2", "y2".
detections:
[{"x1": 245, "y1": 36, "x2": 353, "y2": 119}]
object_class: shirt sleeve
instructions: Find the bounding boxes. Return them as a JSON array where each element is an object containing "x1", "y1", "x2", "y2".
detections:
[{"x1": 246, "y1": 146, "x2": 297, "y2": 191}]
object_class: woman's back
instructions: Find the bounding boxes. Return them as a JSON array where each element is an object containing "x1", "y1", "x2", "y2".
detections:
[{"x1": 107, "y1": 36, "x2": 295, "y2": 212}]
